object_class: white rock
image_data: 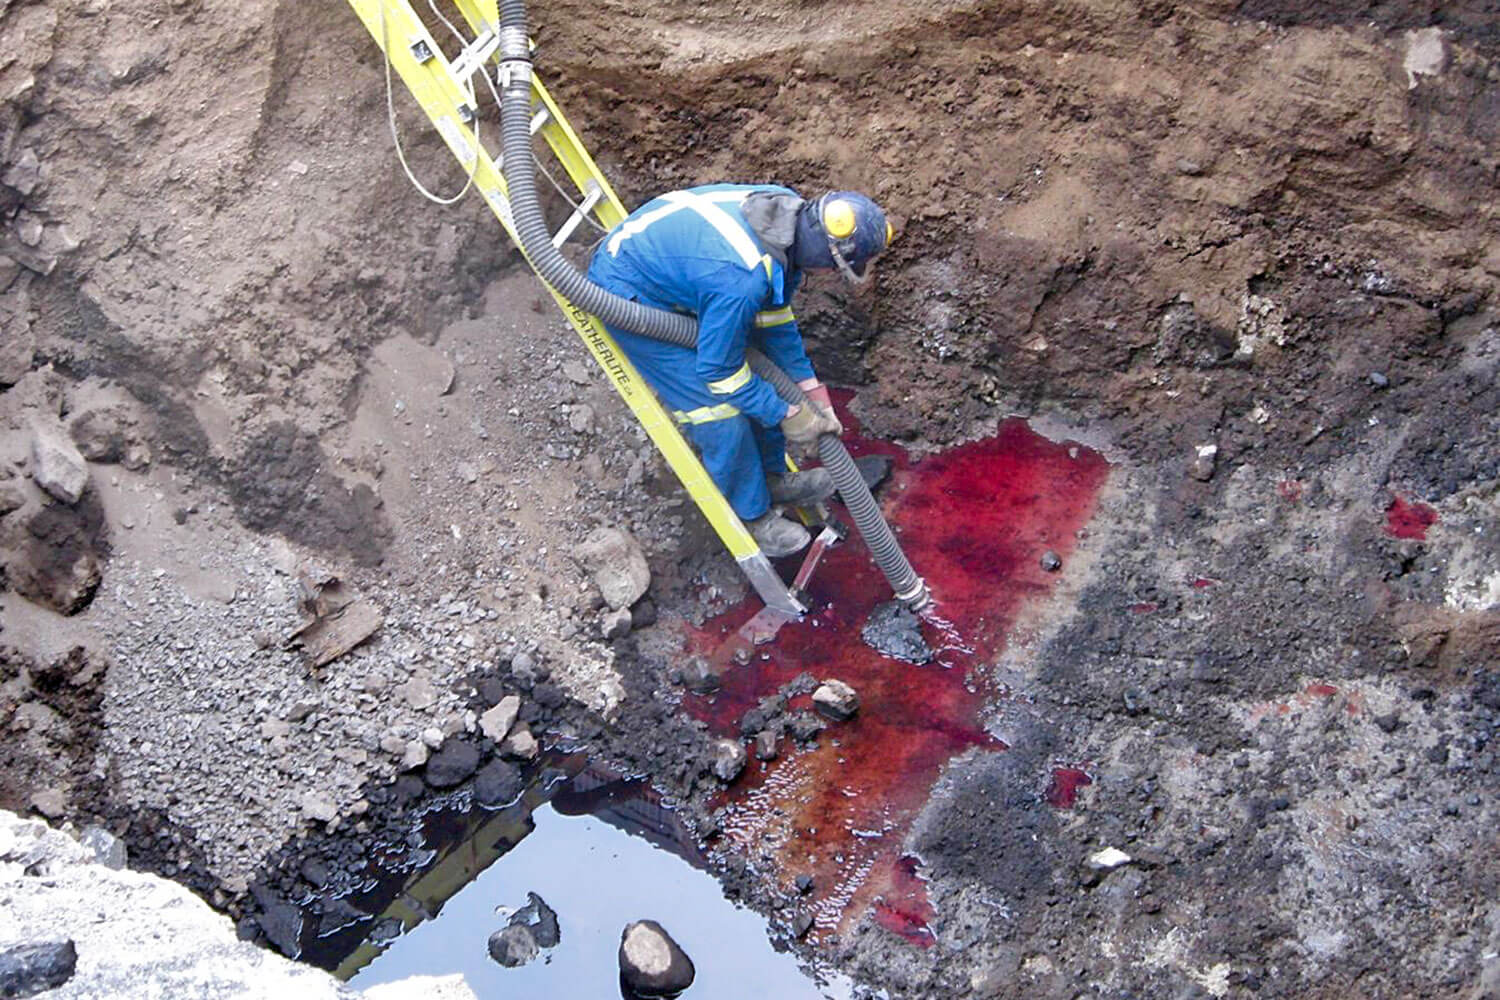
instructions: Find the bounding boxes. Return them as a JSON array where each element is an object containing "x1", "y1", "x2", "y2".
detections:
[
  {"x1": 300, "y1": 793, "x2": 337, "y2": 824},
  {"x1": 403, "y1": 740, "x2": 430, "y2": 770},
  {"x1": 574, "y1": 527, "x2": 650, "y2": 611},
  {"x1": 30, "y1": 421, "x2": 89, "y2": 505},
  {"x1": 479, "y1": 695, "x2": 521, "y2": 743},
  {"x1": 499, "y1": 724, "x2": 539, "y2": 761},
  {"x1": 1088, "y1": 847, "x2": 1132, "y2": 870}
]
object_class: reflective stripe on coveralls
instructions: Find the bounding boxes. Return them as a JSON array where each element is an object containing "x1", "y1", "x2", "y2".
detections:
[{"x1": 672, "y1": 404, "x2": 741, "y2": 424}]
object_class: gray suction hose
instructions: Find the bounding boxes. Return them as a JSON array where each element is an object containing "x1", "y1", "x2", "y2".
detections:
[{"x1": 495, "y1": 0, "x2": 929, "y2": 610}]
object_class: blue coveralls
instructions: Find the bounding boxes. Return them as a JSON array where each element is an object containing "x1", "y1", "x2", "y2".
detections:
[{"x1": 587, "y1": 184, "x2": 815, "y2": 521}]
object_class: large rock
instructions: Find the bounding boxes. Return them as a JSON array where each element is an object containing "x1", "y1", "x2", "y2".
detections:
[
  {"x1": 473, "y1": 759, "x2": 523, "y2": 808},
  {"x1": 575, "y1": 527, "x2": 650, "y2": 610},
  {"x1": 28, "y1": 422, "x2": 88, "y2": 505},
  {"x1": 618, "y1": 920, "x2": 695, "y2": 997},
  {"x1": 424, "y1": 739, "x2": 481, "y2": 788},
  {"x1": 812, "y1": 680, "x2": 861, "y2": 721},
  {"x1": 0, "y1": 941, "x2": 77, "y2": 998},
  {"x1": 486, "y1": 924, "x2": 538, "y2": 968}
]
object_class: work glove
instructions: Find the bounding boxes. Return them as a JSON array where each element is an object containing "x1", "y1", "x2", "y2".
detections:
[
  {"x1": 780, "y1": 401, "x2": 843, "y2": 445},
  {"x1": 798, "y1": 378, "x2": 835, "y2": 414}
]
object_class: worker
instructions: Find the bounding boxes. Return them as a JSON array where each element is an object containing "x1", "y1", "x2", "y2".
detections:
[{"x1": 587, "y1": 184, "x2": 893, "y2": 557}]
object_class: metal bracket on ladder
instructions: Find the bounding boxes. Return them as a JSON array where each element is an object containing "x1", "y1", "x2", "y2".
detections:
[
  {"x1": 449, "y1": 27, "x2": 500, "y2": 84},
  {"x1": 552, "y1": 181, "x2": 604, "y2": 248}
]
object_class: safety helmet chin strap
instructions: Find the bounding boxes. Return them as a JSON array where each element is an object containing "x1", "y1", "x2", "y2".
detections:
[
  {"x1": 828, "y1": 237, "x2": 871, "y2": 285},
  {"x1": 813, "y1": 193, "x2": 872, "y2": 285}
]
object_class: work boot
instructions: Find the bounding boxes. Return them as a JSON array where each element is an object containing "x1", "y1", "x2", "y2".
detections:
[
  {"x1": 747, "y1": 512, "x2": 811, "y2": 558},
  {"x1": 767, "y1": 468, "x2": 837, "y2": 507}
]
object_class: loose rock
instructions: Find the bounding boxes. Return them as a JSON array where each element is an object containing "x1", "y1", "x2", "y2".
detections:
[
  {"x1": 1040, "y1": 549, "x2": 1063, "y2": 572},
  {"x1": 424, "y1": 740, "x2": 482, "y2": 788},
  {"x1": 474, "y1": 759, "x2": 523, "y2": 808},
  {"x1": 0, "y1": 941, "x2": 78, "y2": 998},
  {"x1": 1188, "y1": 443, "x2": 1218, "y2": 482},
  {"x1": 29, "y1": 423, "x2": 89, "y2": 505},
  {"x1": 753, "y1": 730, "x2": 779, "y2": 761},
  {"x1": 575, "y1": 527, "x2": 650, "y2": 610},
  {"x1": 618, "y1": 920, "x2": 695, "y2": 997},
  {"x1": 487, "y1": 924, "x2": 539, "y2": 968},
  {"x1": 299, "y1": 793, "x2": 337, "y2": 825},
  {"x1": 600, "y1": 607, "x2": 634, "y2": 639},
  {"x1": 710, "y1": 738, "x2": 747, "y2": 782},
  {"x1": 499, "y1": 724, "x2": 539, "y2": 761},
  {"x1": 812, "y1": 680, "x2": 861, "y2": 721},
  {"x1": 480, "y1": 695, "x2": 521, "y2": 744}
]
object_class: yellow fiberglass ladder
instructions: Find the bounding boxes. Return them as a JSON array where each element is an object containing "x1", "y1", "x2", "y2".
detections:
[{"x1": 344, "y1": 0, "x2": 838, "y2": 625}]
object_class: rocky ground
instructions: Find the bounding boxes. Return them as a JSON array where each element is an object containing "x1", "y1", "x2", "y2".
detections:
[{"x1": 1, "y1": 0, "x2": 1498, "y2": 997}]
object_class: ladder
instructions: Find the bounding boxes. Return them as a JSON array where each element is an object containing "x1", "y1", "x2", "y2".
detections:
[{"x1": 343, "y1": 0, "x2": 824, "y2": 621}]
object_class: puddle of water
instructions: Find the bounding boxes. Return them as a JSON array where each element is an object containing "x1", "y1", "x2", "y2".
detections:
[
  {"x1": 684, "y1": 396, "x2": 1111, "y2": 944},
  {"x1": 302, "y1": 760, "x2": 854, "y2": 998}
]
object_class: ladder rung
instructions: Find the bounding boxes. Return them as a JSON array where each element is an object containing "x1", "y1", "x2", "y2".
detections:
[
  {"x1": 551, "y1": 182, "x2": 603, "y2": 247},
  {"x1": 530, "y1": 108, "x2": 551, "y2": 135}
]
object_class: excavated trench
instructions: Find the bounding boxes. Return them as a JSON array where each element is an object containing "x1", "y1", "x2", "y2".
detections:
[{"x1": 2, "y1": 1, "x2": 1500, "y2": 998}]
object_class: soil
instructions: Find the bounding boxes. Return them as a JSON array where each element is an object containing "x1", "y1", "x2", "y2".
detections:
[{"x1": 2, "y1": 1, "x2": 1498, "y2": 998}]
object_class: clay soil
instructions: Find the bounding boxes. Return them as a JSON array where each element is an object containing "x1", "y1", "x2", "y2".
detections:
[{"x1": 2, "y1": 0, "x2": 1499, "y2": 998}]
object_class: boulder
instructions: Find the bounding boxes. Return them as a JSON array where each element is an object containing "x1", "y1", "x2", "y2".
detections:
[
  {"x1": 474, "y1": 759, "x2": 523, "y2": 808},
  {"x1": 709, "y1": 738, "x2": 746, "y2": 783},
  {"x1": 424, "y1": 740, "x2": 481, "y2": 789},
  {"x1": 0, "y1": 941, "x2": 77, "y2": 998},
  {"x1": 479, "y1": 695, "x2": 520, "y2": 744},
  {"x1": 29, "y1": 422, "x2": 89, "y2": 505},
  {"x1": 575, "y1": 527, "x2": 650, "y2": 610},
  {"x1": 618, "y1": 920, "x2": 695, "y2": 997},
  {"x1": 486, "y1": 924, "x2": 539, "y2": 968},
  {"x1": 753, "y1": 730, "x2": 778, "y2": 761},
  {"x1": 812, "y1": 680, "x2": 861, "y2": 721}
]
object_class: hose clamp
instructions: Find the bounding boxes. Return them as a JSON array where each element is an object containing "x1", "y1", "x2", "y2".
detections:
[
  {"x1": 896, "y1": 578, "x2": 932, "y2": 611},
  {"x1": 497, "y1": 59, "x2": 533, "y2": 89}
]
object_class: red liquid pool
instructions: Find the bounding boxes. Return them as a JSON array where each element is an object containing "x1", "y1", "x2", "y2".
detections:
[
  {"x1": 1045, "y1": 767, "x2": 1094, "y2": 809},
  {"x1": 682, "y1": 396, "x2": 1110, "y2": 944},
  {"x1": 1385, "y1": 496, "x2": 1437, "y2": 540}
]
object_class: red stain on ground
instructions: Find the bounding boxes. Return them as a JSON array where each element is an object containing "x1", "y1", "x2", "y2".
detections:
[
  {"x1": 1130, "y1": 602, "x2": 1160, "y2": 615},
  {"x1": 1385, "y1": 496, "x2": 1438, "y2": 540},
  {"x1": 873, "y1": 855, "x2": 936, "y2": 945},
  {"x1": 1191, "y1": 577, "x2": 1218, "y2": 589},
  {"x1": 1277, "y1": 480, "x2": 1305, "y2": 503},
  {"x1": 1305, "y1": 683, "x2": 1339, "y2": 698},
  {"x1": 682, "y1": 394, "x2": 1110, "y2": 944},
  {"x1": 1045, "y1": 767, "x2": 1094, "y2": 808}
]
